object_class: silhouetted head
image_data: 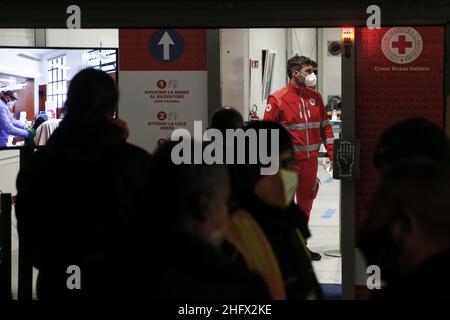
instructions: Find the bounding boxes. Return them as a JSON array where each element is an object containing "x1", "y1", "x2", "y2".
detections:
[
  {"x1": 32, "y1": 116, "x2": 47, "y2": 131},
  {"x1": 373, "y1": 118, "x2": 450, "y2": 171},
  {"x1": 149, "y1": 140, "x2": 230, "y2": 245},
  {"x1": 63, "y1": 68, "x2": 118, "y2": 123},
  {"x1": 47, "y1": 68, "x2": 123, "y2": 150},
  {"x1": 236, "y1": 120, "x2": 297, "y2": 208},
  {"x1": 287, "y1": 55, "x2": 316, "y2": 87},
  {"x1": 360, "y1": 159, "x2": 450, "y2": 283},
  {"x1": 210, "y1": 107, "x2": 244, "y2": 133}
]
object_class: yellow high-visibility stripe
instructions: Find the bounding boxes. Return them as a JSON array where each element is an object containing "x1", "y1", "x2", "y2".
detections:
[
  {"x1": 283, "y1": 122, "x2": 321, "y2": 130},
  {"x1": 294, "y1": 143, "x2": 321, "y2": 152},
  {"x1": 226, "y1": 209, "x2": 287, "y2": 300}
]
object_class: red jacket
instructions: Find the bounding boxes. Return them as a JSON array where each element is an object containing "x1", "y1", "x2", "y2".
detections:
[{"x1": 264, "y1": 82, "x2": 334, "y2": 161}]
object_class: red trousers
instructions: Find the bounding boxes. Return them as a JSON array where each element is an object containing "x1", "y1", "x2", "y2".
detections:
[{"x1": 295, "y1": 157, "x2": 319, "y2": 224}]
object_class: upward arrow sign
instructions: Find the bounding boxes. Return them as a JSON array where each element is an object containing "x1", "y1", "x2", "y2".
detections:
[{"x1": 158, "y1": 31, "x2": 175, "y2": 61}]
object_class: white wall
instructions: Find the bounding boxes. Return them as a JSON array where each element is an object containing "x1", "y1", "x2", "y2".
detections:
[
  {"x1": 291, "y1": 28, "x2": 318, "y2": 62},
  {"x1": 0, "y1": 150, "x2": 20, "y2": 194},
  {"x1": 0, "y1": 29, "x2": 34, "y2": 47},
  {"x1": 248, "y1": 28, "x2": 287, "y2": 119},
  {"x1": 0, "y1": 49, "x2": 41, "y2": 79},
  {"x1": 46, "y1": 29, "x2": 118, "y2": 48},
  {"x1": 318, "y1": 28, "x2": 342, "y2": 107},
  {"x1": 220, "y1": 29, "x2": 249, "y2": 118}
]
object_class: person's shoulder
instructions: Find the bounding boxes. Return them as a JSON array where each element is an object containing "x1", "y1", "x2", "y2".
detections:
[
  {"x1": 230, "y1": 208, "x2": 255, "y2": 224},
  {"x1": 16, "y1": 147, "x2": 54, "y2": 186},
  {"x1": 25, "y1": 146, "x2": 52, "y2": 164},
  {"x1": 270, "y1": 86, "x2": 290, "y2": 100},
  {"x1": 120, "y1": 142, "x2": 153, "y2": 159},
  {"x1": 304, "y1": 87, "x2": 323, "y2": 98},
  {"x1": 114, "y1": 143, "x2": 153, "y2": 174}
]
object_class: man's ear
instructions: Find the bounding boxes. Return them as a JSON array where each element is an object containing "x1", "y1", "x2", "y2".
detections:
[{"x1": 390, "y1": 210, "x2": 414, "y2": 246}]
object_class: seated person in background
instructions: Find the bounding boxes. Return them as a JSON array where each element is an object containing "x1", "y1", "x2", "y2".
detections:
[
  {"x1": 32, "y1": 117, "x2": 63, "y2": 146},
  {"x1": 15, "y1": 68, "x2": 152, "y2": 299},
  {"x1": 359, "y1": 160, "x2": 450, "y2": 299},
  {"x1": 142, "y1": 140, "x2": 270, "y2": 299},
  {"x1": 23, "y1": 113, "x2": 48, "y2": 146},
  {"x1": 225, "y1": 121, "x2": 323, "y2": 300},
  {"x1": 0, "y1": 90, "x2": 31, "y2": 147}
]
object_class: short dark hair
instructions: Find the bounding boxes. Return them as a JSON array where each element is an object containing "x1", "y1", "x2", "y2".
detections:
[
  {"x1": 149, "y1": 140, "x2": 229, "y2": 227},
  {"x1": 33, "y1": 116, "x2": 46, "y2": 131},
  {"x1": 245, "y1": 120, "x2": 293, "y2": 154},
  {"x1": 237, "y1": 121, "x2": 294, "y2": 193},
  {"x1": 210, "y1": 107, "x2": 244, "y2": 133},
  {"x1": 373, "y1": 118, "x2": 450, "y2": 171},
  {"x1": 63, "y1": 68, "x2": 118, "y2": 122},
  {"x1": 287, "y1": 55, "x2": 316, "y2": 78}
]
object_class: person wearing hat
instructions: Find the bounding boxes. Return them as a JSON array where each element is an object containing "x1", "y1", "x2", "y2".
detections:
[{"x1": 0, "y1": 90, "x2": 31, "y2": 147}]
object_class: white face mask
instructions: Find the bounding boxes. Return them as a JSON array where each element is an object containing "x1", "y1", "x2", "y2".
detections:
[
  {"x1": 305, "y1": 73, "x2": 317, "y2": 87},
  {"x1": 279, "y1": 168, "x2": 299, "y2": 207},
  {"x1": 7, "y1": 100, "x2": 16, "y2": 110}
]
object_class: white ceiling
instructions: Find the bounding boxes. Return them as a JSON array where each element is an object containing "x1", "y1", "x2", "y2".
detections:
[
  {"x1": 0, "y1": 72, "x2": 26, "y2": 87},
  {"x1": 17, "y1": 49, "x2": 54, "y2": 58}
]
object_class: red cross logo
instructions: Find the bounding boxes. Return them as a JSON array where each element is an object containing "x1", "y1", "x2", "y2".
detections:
[{"x1": 391, "y1": 35, "x2": 413, "y2": 54}]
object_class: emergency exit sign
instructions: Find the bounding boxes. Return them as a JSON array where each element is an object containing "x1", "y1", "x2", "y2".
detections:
[{"x1": 251, "y1": 60, "x2": 259, "y2": 68}]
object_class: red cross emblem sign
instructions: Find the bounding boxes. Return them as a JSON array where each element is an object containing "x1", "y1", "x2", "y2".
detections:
[{"x1": 381, "y1": 27, "x2": 423, "y2": 64}]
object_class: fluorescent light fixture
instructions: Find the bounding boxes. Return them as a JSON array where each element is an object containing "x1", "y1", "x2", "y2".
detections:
[{"x1": 17, "y1": 52, "x2": 42, "y2": 62}]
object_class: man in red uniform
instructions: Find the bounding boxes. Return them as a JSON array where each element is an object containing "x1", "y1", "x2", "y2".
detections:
[{"x1": 264, "y1": 56, "x2": 334, "y2": 260}]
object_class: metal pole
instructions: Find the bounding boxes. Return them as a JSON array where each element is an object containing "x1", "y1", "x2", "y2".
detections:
[
  {"x1": 0, "y1": 193, "x2": 12, "y2": 300},
  {"x1": 17, "y1": 147, "x2": 33, "y2": 300},
  {"x1": 340, "y1": 29, "x2": 356, "y2": 300},
  {"x1": 207, "y1": 29, "x2": 221, "y2": 122}
]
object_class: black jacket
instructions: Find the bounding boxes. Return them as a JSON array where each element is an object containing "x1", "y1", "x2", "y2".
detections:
[
  {"x1": 226, "y1": 193, "x2": 323, "y2": 300},
  {"x1": 150, "y1": 230, "x2": 271, "y2": 300},
  {"x1": 15, "y1": 119, "x2": 153, "y2": 299},
  {"x1": 374, "y1": 248, "x2": 450, "y2": 300}
]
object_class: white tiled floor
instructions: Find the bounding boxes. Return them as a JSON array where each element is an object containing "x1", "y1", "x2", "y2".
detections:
[{"x1": 307, "y1": 165, "x2": 342, "y2": 284}]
